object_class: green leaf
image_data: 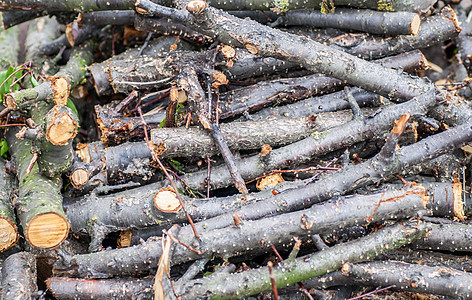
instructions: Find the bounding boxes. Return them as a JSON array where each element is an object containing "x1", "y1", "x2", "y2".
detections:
[
  {"x1": 159, "y1": 117, "x2": 166, "y2": 128},
  {"x1": 0, "y1": 140, "x2": 8, "y2": 158},
  {"x1": 30, "y1": 76, "x2": 39, "y2": 87},
  {"x1": 66, "y1": 98, "x2": 80, "y2": 120},
  {"x1": 0, "y1": 66, "x2": 23, "y2": 101}
]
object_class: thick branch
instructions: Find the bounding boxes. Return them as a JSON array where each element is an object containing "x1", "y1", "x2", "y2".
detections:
[
  {"x1": 137, "y1": 0, "x2": 433, "y2": 100},
  {"x1": 272, "y1": 8, "x2": 421, "y2": 36},
  {"x1": 342, "y1": 261, "x2": 472, "y2": 298},
  {"x1": 1, "y1": 252, "x2": 37, "y2": 300},
  {"x1": 0, "y1": 158, "x2": 18, "y2": 252}
]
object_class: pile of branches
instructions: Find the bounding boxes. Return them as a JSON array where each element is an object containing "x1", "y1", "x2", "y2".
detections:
[{"x1": 0, "y1": 0, "x2": 472, "y2": 299}]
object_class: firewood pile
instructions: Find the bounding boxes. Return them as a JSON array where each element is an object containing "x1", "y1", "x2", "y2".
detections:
[{"x1": 1, "y1": 0, "x2": 472, "y2": 299}]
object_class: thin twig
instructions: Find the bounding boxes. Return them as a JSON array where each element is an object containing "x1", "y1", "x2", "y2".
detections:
[
  {"x1": 0, "y1": 123, "x2": 26, "y2": 127},
  {"x1": 0, "y1": 107, "x2": 12, "y2": 118},
  {"x1": 25, "y1": 149, "x2": 38, "y2": 176},
  {"x1": 163, "y1": 229, "x2": 203, "y2": 255},
  {"x1": 267, "y1": 261, "x2": 279, "y2": 300},
  {"x1": 138, "y1": 32, "x2": 153, "y2": 56},
  {"x1": 346, "y1": 285, "x2": 395, "y2": 300},
  {"x1": 138, "y1": 107, "x2": 199, "y2": 238},
  {"x1": 113, "y1": 77, "x2": 174, "y2": 86},
  {"x1": 206, "y1": 155, "x2": 211, "y2": 198},
  {"x1": 111, "y1": 90, "x2": 139, "y2": 116}
]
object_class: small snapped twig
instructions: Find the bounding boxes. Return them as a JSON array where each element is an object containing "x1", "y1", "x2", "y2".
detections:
[
  {"x1": 25, "y1": 149, "x2": 38, "y2": 177},
  {"x1": 138, "y1": 32, "x2": 153, "y2": 56},
  {"x1": 138, "y1": 107, "x2": 199, "y2": 238},
  {"x1": 346, "y1": 285, "x2": 395, "y2": 300},
  {"x1": 111, "y1": 90, "x2": 139, "y2": 116},
  {"x1": 163, "y1": 229, "x2": 203, "y2": 255},
  {"x1": 344, "y1": 86, "x2": 364, "y2": 120}
]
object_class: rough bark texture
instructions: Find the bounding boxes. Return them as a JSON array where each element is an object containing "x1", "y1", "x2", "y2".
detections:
[
  {"x1": 0, "y1": 0, "x2": 135, "y2": 12},
  {"x1": 325, "y1": 9, "x2": 461, "y2": 60},
  {"x1": 6, "y1": 128, "x2": 69, "y2": 249},
  {"x1": 272, "y1": 8, "x2": 421, "y2": 36},
  {"x1": 249, "y1": 88, "x2": 380, "y2": 119},
  {"x1": 1, "y1": 252, "x2": 38, "y2": 300},
  {"x1": 203, "y1": 0, "x2": 436, "y2": 12},
  {"x1": 0, "y1": 158, "x2": 18, "y2": 252},
  {"x1": 411, "y1": 223, "x2": 472, "y2": 252},
  {"x1": 54, "y1": 180, "x2": 456, "y2": 278},
  {"x1": 156, "y1": 90, "x2": 438, "y2": 192},
  {"x1": 176, "y1": 221, "x2": 428, "y2": 299},
  {"x1": 46, "y1": 277, "x2": 154, "y2": 300},
  {"x1": 137, "y1": 0, "x2": 434, "y2": 101},
  {"x1": 343, "y1": 261, "x2": 472, "y2": 298}
]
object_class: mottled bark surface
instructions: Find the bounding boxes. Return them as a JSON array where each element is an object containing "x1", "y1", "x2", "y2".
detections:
[{"x1": 1, "y1": 252, "x2": 37, "y2": 300}]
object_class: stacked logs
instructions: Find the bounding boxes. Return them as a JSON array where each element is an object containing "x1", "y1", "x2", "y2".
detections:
[{"x1": 0, "y1": 0, "x2": 472, "y2": 299}]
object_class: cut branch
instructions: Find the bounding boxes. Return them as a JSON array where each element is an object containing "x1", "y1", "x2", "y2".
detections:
[{"x1": 136, "y1": 0, "x2": 433, "y2": 100}]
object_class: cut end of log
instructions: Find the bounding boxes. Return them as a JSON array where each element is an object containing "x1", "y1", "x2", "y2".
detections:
[
  {"x1": 4, "y1": 94, "x2": 17, "y2": 110},
  {"x1": 244, "y1": 42, "x2": 260, "y2": 55},
  {"x1": 341, "y1": 263, "x2": 350, "y2": 274},
  {"x1": 212, "y1": 72, "x2": 228, "y2": 88},
  {"x1": 256, "y1": 173, "x2": 284, "y2": 191},
  {"x1": 75, "y1": 143, "x2": 91, "y2": 163},
  {"x1": 47, "y1": 77, "x2": 70, "y2": 106},
  {"x1": 26, "y1": 212, "x2": 70, "y2": 249},
  {"x1": 452, "y1": 180, "x2": 465, "y2": 220},
  {"x1": 186, "y1": 0, "x2": 207, "y2": 15},
  {"x1": 442, "y1": 6, "x2": 462, "y2": 32},
  {"x1": 391, "y1": 114, "x2": 410, "y2": 135},
  {"x1": 260, "y1": 144, "x2": 272, "y2": 158},
  {"x1": 154, "y1": 189, "x2": 181, "y2": 213},
  {"x1": 70, "y1": 168, "x2": 90, "y2": 188},
  {"x1": 46, "y1": 106, "x2": 78, "y2": 146},
  {"x1": 0, "y1": 218, "x2": 18, "y2": 252},
  {"x1": 117, "y1": 229, "x2": 132, "y2": 248},
  {"x1": 410, "y1": 14, "x2": 421, "y2": 36},
  {"x1": 220, "y1": 45, "x2": 236, "y2": 60},
  {"x1": 65, "y1": 22, "x2": 77, "y2": 47}
]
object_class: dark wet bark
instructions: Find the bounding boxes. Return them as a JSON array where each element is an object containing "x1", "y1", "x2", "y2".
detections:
[
  {"x1": 204, "y1": 0, "x2": 435, "y2": 12},
  {"x1": 39, "y1": 21, "x2": 99, "y2": 55},
  {"x1": 0, "y1": 0, "x2": 135, "y2": 12},
  {"x1": 378, "y1": 248, "x2": 472, "y2": 272},
  {"x1": 0, "y1": 10, "x2": 45, "y2": 29}
]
